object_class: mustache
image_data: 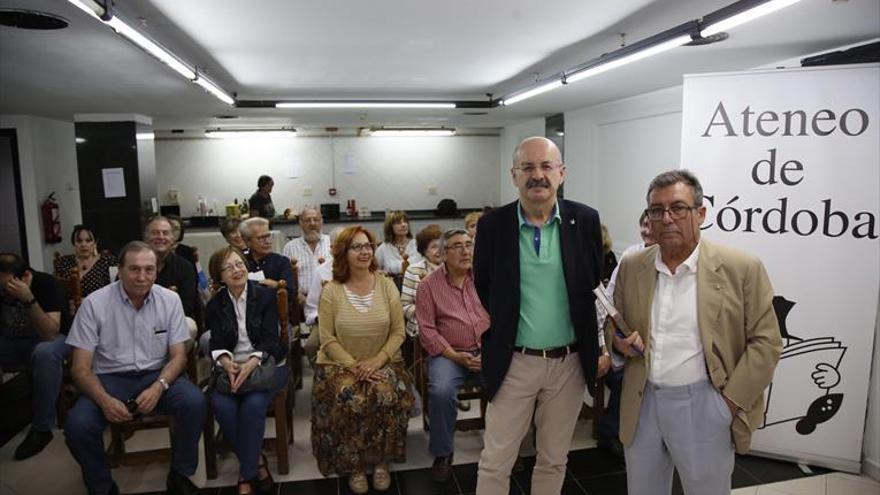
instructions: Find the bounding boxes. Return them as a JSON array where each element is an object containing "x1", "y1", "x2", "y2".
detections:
[{"x1": 526, "y1": 178, "x2": 551, "y2": 189}]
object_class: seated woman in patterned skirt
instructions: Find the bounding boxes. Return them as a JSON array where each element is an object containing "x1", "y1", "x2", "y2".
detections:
[
  {"x1": 54, "y1": 224, "x2": 117, "y2": 297},
  {"x1": 312, "y1": 225, "x2": 413, "y2": 495}
]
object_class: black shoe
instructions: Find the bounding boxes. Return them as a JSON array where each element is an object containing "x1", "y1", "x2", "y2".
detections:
[
  {"x1": 166, "y1": 470, "x2": 199, "y2": 495},
  {"x1": 255, "y1": 453, "x2": 275, "y2": 494},
  {"x1": 598, "y1": 437, "x2": 625, "y2": 462},
  {"x1": 432, "y1": 455, "x2": 454, "y2": 483},
  {"x1": 13, "y1": 429, "x2": 53, "y2": 460}
]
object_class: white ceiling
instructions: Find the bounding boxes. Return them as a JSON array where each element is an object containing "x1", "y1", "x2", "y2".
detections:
[{"x1": 0, "y1": 0, "x2": 877, "y2": 131}]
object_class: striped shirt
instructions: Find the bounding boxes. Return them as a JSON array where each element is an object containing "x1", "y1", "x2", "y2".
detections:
[
  {"x1": 343, "y1": 286, "x2": 374, "y2": 313},
  {"x1": 400, "y1": 259, "x2": 441, "y2": 337},
  {"x1": 282, "y1": 234, "x2": 331, "y2": 295},
  {"x1": 415, "y1": 264, "x2": 489, "y2": 356}
]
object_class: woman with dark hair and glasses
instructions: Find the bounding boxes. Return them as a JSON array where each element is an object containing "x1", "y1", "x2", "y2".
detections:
[
  {"x1": 311, "y1": 225, "x2": 413, "y2": 494},
  {"x1": 54, "y1": 224, "x2": 117, "y2": 297},
  {"x1": 206, "y1": 246, "x2": 288, "y2": 495}
]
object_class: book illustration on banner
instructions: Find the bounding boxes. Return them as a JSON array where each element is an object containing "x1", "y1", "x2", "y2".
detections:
[{"x1": 759, "y1": 296, "x2": 846, "y2": 435}]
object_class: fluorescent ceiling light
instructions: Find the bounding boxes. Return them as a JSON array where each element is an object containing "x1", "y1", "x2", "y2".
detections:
[
  {"x1": 105, "y1": 16, "x2": 196, "y2": 80},
  {"x1": 276, "y1": 102, "x2": 455, "y2": 109},
  {"x1": 566, "y1": 35, "x2": 692, "y2": 84},
  {"x1": 136, "y1": 132, "x2": 154, "y2": 141},
  {"x1": 67, "y1": 0, "x2": 103, "y2": 19},
  {"x1": 701, "y1": 0, "x2": 803, "y2": 37},
  {"x1": 194, "y1": 76, "x2": 235, "y2": 105},
  {"x1": 75, "y1": 137, "x2": 87, "y2": 144},
  {"x1": 370, "y1": 129, "x2": 456, "y2": 137},
  {"x1": 205, "y1": 129, "x2": 297, "y2": 139},
  {"x1": 501, "y1": 79, "x2": 564, "y2": 106}
]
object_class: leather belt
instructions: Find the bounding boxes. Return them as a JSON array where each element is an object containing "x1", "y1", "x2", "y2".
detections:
[{"x1": 512, "y1": 343, "x2": 578, "y2": 359}]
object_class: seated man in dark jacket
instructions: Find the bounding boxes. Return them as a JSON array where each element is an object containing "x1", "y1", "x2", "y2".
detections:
[
  {"x1": 239, "y1": 218, "x2": 296, "y2": 295},
  {"x1": 0, "y1": 253, "x2": 72, "y2": 460},
  {"x1": 144, "y1": 216, "x2": 199, "y2": 338}
]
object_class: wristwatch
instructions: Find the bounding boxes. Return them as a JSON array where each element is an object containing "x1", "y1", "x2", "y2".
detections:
[
  {"x1": 158, "y1": 377, "x2": 170, "y2": 391},
  {"x1": 22, "y1": 298, "x2": 37, "y2": 307}
]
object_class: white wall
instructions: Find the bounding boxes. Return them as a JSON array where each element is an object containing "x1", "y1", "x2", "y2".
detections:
[
  {"x1": 562, "y1": 84, "x2": 880, "y2": 480},
  {"x1": 154, "y1": 135, "x2": 500, "y2": 216},
  {"x1": 498, "y1": 118, "x2": 545, "y2": 205},
  {"x1": 0, "y1": 115, "x2": 80, "y2": 271}
]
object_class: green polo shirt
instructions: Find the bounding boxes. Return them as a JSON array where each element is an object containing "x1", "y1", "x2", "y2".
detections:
[{"x1": 516, "y1": 201, "x2": 576, "y2": 349}]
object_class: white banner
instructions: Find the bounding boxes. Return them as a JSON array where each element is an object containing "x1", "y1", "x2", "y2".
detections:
[{"x1": 681, "y1": 64, "x2": 879, "y2": 472}]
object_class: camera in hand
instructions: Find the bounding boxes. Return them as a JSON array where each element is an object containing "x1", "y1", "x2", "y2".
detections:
[{"x1": 124, "y1": 398, "x2": 142, "y2": 418}]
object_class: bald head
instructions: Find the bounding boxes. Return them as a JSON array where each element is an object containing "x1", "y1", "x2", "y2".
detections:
[{"x1": 512, "y1": 136, "x2": 562, "y2": 165}]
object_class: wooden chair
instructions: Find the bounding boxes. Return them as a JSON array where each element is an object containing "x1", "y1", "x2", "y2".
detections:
[
  {"x1": 288, "y1": 259, "x2": 304, "y2": 392},
  {"x1": 53, "y1": 263, "x2": 83, "y2": 427},
  {"x1": 202, "y1": 280, "x2": 294, "y2": 479},
  {"x1": 416, "y1": 343, "x2": 487, "y2": 433},
  {"x1": 580, "y1": 376, "x2": 606, "y2": 439}
]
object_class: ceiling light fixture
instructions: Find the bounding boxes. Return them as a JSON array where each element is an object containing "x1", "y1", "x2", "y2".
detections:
[
  {"x1": 276, "y1": 101, "x2": 456, "y2": 109},
  {"x1": 501, "y1": 79, "x2": 565, "y2": 106},
  {"x1": 205, "y1": 129, "x2": 297, "y2": 139},
  {"x1": 66, "y1": 0, "x2": 234, "y2": 106},
  {"x1": 701, "y1": 0, "x2": 804, "y2": 37},
  {"x1": 136, "y1": 132, "x2": 155, "y2": 141},
  {"x1": 369, "y1": 127, "x2": 456, "y2": 137},
  {"x1": 565, "y1": 33, "x2": 693, "y2": 84}
]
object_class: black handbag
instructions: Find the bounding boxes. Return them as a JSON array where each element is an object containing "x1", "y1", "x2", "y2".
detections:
[{"x1": 213, "y1": 356, "x2": 277, "y2": 394}]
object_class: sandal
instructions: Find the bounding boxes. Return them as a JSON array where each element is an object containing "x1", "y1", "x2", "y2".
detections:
[
  {"x1": 237, "y1": 478, "x2": 254, "y2": 495},
  {"x1": 348, "y1": 470, "x2": 369, "y2": 495},
  {"x1": 373, "y1": 464, "x2": 392, "y2": 491},
  {"x1": 255, "y1": 453, "x2": 274, "y2": 494}
]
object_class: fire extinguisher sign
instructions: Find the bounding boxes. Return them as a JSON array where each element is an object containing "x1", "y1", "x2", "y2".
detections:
[{"x1": 42, "y1": 192, "x2": 62, "y2": 244}]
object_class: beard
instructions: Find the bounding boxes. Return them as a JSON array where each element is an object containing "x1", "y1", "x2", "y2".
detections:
[{"x1": 303, "y1": 230, "x2": 321, "y2": 243}]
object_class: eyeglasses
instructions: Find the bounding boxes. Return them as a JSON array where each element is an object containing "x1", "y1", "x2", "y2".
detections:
[
  {"x1": 445, "y1": 242, "x2": 474, "y2": 253},
  {"x1": 220, "y1": 260, "x2": 247, "y2": 272},
  {"x1": 645, "y1": 204, "x2": 698, "y2": 221},
  {"x1": 514, "y1": 163, "x2": 561, "y2": 175},
  {"x1": 349, "y1": 242, "x2": 374, "y2": 253}
]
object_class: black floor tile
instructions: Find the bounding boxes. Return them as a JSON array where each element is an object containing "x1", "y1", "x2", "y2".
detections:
[
  {"x1": 452, "y1": 462, "x2": 478, "y2": 492},
  {"x1": 566, "y1": 448, "x2": 626, "y2": 480},
  {"x1": 732, "y1": 464, "x2": 762, "y2": 488},
  {"x1": 397, "y1": 468, "x2": 458, "y2": 495},
  {"x1": 577, "y1": 472, "x2": 628, "y2": 495},
  {"x1": 735, "y1": 454, "x2": 811, "y2": 484},
  {"x1": 279, "y1": 477, "x2": 339, "y2": 495},
  {"x1": 199, "y1": 489, "x2": 219, "y2": 495}
]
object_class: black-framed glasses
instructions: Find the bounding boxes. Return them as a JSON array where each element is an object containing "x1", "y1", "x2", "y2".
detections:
[
  {"x1": 645, "y1": 204, "x2": 698, "y2": 221},
  {"x1": 445, "y1": 241, "x2": 474, "y2": 253}
]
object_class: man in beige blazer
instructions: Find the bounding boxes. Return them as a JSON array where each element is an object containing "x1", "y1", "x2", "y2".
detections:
[{"x1": 609, "y1": 169, "x2": 782, "y2": 495}]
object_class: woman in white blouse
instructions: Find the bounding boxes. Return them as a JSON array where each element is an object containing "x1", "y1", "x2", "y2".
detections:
[
  {"x1": 374, "y1": 211, "x2": 422, "y2": 276},
  {"x1": 206, "y1": 246, "x2": 288, "y2": 495}
]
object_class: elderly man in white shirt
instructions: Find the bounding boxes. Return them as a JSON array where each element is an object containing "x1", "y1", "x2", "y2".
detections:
[{"x1": 282, "y1": 207, "x2": 331, "y2": 304}]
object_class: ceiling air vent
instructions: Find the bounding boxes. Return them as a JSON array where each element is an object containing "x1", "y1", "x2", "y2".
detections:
[{"x1": 0, "y1": 9, "x2": 69, "y2": 30}]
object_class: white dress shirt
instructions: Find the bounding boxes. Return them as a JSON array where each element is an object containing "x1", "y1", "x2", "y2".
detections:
[
  {"x1": 282, "y1": 234, "x2": 332, "y2": 295},
  {"x1": 648, "y1": 243, "x2": 709, "y2": 387},
  {"x1": 374, "y1": 239, "x2": 422, "y2": 275},
  {"x1": 304, "y1": 258, "x2": 333, "y2": 325},
  {"x1": 211, "y1": 289, "x2": 262, "y2": 363}
]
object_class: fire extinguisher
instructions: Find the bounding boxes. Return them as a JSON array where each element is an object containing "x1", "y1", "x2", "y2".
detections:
[{"x1": 42, "y1": 192, "x2": 62, "y2": 244}]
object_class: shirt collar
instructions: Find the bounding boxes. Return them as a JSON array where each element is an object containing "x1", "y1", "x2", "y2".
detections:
[
  {"x1": 654, "y1": 241, "x2": 701, "y2": 276},
  {"x1": 117, "y1": 280, "x2": 153, "y2": 307},
  {"x1": 440, "y1": 263, "x2": 472, "y2": 288},
  {"x1": 227, "y1": 287, "x2": 247, "y2": 305},
  {"x1": 517, "y1": 200, "x2": 561, "y2": 228}
]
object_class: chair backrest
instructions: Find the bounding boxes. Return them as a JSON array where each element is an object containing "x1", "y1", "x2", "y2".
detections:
[
  {"x1": 401, "y1": 253, "x2": 410, "y2": 275},
  {"x1": 276, "y1": 280, "x2": 289, "y2": 349},
  {"x1": 53, "y1": 253, "x2": 83, "y2": 315}
]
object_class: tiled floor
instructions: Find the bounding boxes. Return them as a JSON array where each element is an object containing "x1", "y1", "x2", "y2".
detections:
[{"x1": 1, "y1": 364, "x2": 878, "y2": 495}]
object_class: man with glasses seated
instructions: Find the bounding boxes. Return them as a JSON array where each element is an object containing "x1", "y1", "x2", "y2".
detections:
[
  {"x1": 415, "y1": 229, "x2": 489, "y2": 483},
  {"x1": 238, "y1": 218, "x2": 296, "y2": 295},
  {"x1": 64, "y1": 241, "x2": 205, "y2": 495},
  {"x1": 609, "y1": 169, "x2": 782, "y2": 495}
]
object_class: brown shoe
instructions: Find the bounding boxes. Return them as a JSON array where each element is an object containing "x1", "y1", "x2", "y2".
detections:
[{"x1": 431, "y1": 456, "x2": 453, "y2": 483}]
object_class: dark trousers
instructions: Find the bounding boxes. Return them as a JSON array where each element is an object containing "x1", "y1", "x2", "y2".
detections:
[
  {"x1": 598, "y1": 368, "x2": 623, "y2": 441},
  {"x1": 64, "y1": 370, "x2": 206, "y2": 495},
  {"x1": 0, "y1": 334, "x2": 71, "y2": 431}
]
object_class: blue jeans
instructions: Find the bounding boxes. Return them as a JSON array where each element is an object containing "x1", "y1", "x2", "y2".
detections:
[
  {"x1": 427, "y1": 354, "x2": 479, "y2": 458},
  {"x1": 64, "y1": 370, "x2": 206, "y2": 495},
  {"x1": 211, "y1": 365, "x2": 289, "y2": 479},
  {"x1": 0, "y1": 334, "x2": 71, "y2": 431}
]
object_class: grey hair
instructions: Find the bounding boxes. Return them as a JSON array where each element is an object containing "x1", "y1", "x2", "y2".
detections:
[
  {"x1": 118, "y1": 241, "x2": 156, "y2": 268},
  {"x1": 439, "y1": 228, "x2": 470, "y2": 252},
  {"x1": 143, "y1": 216, "x2": 172, "y2": 239},
  {"x1": 300, "y1": 206, "x2": 321, "y2": 218},
  {"x1": 239, "y1": 217, "x2": 269, "y2": 241},
  {"x1": 646, "y1": 169, "x2": 704, "y2": 206}
]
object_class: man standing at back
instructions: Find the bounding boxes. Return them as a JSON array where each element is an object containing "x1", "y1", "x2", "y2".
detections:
[
  {"x1": 610, "y1": 169, "x2": 782, "y2": 495},
  {"x1": 474, "y1": 137, "x2": 610, "y2": 494}
]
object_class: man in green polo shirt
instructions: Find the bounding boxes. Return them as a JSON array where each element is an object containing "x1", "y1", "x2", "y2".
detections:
[{"x1": 474, "y1": 137, "x2": 611, "y2": 494}]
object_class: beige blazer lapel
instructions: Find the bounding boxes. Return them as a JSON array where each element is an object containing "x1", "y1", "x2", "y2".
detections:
[
  {"x1": 697, "y1": 241, "x2": 724, "y2": 365},
  {"x1": 634, "y1": 251, "x2": 657, "y2": 355}
]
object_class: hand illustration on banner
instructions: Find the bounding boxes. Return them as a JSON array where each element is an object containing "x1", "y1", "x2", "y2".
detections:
[{"x1": 760, "y1": 295, "x2": 846, "y2": 435}]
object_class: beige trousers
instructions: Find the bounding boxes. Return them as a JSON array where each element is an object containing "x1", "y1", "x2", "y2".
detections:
[{"x1": 476, "y1": 352, "x2": 586, "y2": 495}]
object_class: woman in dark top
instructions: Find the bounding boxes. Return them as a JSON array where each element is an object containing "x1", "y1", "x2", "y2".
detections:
[
  {"x1": 54, "y1": 225, "x2": 117, "y2": 297},
  {"x1": 248, "y1": 175, "x2": 276, "y2": 219},
  {"x1": 206, "y1": 246, "x2": 288, "y2": 495},
  {"x1": 600, "y1": 224, "x2": 618, "y2": 286}
]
